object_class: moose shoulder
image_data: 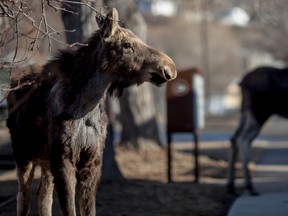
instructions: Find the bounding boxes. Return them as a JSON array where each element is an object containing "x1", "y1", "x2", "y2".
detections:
[{"x1": 6, "y1": 8, "x2": 177, "y2": 216}]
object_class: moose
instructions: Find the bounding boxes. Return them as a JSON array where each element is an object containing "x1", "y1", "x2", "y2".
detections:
[
  {"x1": 227, "y1": 66, "x2": 288, "y2": 196},
  {"x1": 6, "y1": 8, "x2": 177, "y2": 216}
]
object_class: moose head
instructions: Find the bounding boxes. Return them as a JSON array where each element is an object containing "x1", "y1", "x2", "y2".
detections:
[{"x1": 94, "y1": 8, "x2": 177, "y2": 96}]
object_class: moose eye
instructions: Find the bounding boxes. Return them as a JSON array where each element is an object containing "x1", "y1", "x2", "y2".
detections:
[{"x1": 123, "y1": 43, "x2": 132, "y2": 49}]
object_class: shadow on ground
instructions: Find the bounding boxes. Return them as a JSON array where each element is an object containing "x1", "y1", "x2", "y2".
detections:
[{"x1": 0, "y1": 176, "x2": 238, "y2": 216}]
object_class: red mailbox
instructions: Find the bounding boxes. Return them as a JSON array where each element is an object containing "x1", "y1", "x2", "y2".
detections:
[{"x1": 166, "y1": 68, "x2": 205, "y2": 183}]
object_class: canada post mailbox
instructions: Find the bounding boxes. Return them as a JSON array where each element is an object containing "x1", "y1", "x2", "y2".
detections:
[{"x1": 166, "y1": 68, "x2": 205, "y2": 183}]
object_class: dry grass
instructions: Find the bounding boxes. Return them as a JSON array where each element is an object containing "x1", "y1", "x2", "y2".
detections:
[
  {"x1": 96, "y1": 141, "x2": 264, "y2": 216},
  {"x1": 115, "y1": 141, "x2": 264, "y2": 183}
]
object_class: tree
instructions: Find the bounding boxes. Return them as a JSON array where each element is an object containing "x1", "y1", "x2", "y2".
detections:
[
  {"x1": 0, "y1": 0, "x2": 66, "y2": 107},
  {"x1": 244, "y1": 0, "x2": 288, "y2": 63},
  {"x1": 105, "y1": 0, "x2": 163, "y2": 149},
  {"x1": 196, "y1": 0, "x2": 288, "y2": 64}
]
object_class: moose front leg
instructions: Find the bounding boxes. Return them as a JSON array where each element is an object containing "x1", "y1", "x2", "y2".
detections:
[
  {"x1": 37, "y1": 162, "x2": 54, "y2": 216},
  {"x1": 228, "y1": 110, "x2": 262, "y2": 196},
  {"x1": 16, "y1": 160, "x2": 35, "y2": 216},
  {"x1": 52, "y1": 159, "x2": 77, "y2": 216},
  {"x1": 77, "y1": 155, "x2": 103, "y2": 216}
]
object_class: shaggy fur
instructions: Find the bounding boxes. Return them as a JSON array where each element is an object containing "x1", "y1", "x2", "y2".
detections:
[{"x1": 6, "y1": 8, "x2": 176, "y2": 216}]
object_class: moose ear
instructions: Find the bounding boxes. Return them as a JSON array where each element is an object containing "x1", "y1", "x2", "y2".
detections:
[
  {"x1": 98, "y1": 8, "x2": 119, "y2": 40},
  {"x1": 96, "y1": 13, "x2": 105, "y2": 28}
]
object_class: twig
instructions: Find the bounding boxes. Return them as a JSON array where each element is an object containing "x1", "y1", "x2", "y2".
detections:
[
  {"x1": 0, "y1": 80, "x2": 36, "y2": 92},
  {"x1": 11, "y1": 15, "x2": 19, "y2": 72},
  {"x1": 68, "y1": 42, "x2": 88, "y2": 48},
  {"x1": 47, "y1": 0, "x2": 79, "y2": 15},
  {"x1": 1, "y1": 0, "x2": 105, "y2": 70}
]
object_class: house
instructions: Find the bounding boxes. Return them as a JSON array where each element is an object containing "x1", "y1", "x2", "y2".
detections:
[{"x1": 138, "y1": 0, "x2": 178, "y2": 17}]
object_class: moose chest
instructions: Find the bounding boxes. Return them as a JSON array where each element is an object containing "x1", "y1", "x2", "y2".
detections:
[
  {"x1": 44, "y1": 96, "x2": 109, "y2": 163},
  {"x1": 73, "y1": 106, "x2": 108, "y2": 150}
]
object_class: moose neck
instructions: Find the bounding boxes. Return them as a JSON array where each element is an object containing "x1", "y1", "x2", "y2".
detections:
[
  {"x1": 73, "y1": 32, "x2": 112, "y2": 94},
  {"x1": 54, "y1": 32, "x2": 113, "y2": 119}
]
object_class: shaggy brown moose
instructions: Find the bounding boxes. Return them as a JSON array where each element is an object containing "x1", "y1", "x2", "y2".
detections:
[
  {"x1": 227, "y1": 66, "x2": 288, "y2": 196},
  {"x1": 6, "y1": 8, "x2": 177, "y2": 216}
]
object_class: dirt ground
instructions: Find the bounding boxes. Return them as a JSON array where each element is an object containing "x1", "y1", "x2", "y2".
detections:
[
  {"x1": 0, "y1": 114, "x2": 264, "y2": 216},
  {"x1": 97, "y1": 179, "x2": 236, "y2": 216},
  {"x1": 97, "y1": 142, "x2": 261, "y2": 216},
  {"x1": 95, "y1": 114, "x2": 265, "y2": 216}
]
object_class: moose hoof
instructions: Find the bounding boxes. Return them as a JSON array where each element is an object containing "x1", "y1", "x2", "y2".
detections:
[
  {"x1": 245, "y1": 185, "x2": 260, "y2": 196},
  {"x1": 226, "y1": 184, "x2": 239, "y2": 197},
  {"x1": 249, "y1": 190, "x2": 260, "y2": 196}
]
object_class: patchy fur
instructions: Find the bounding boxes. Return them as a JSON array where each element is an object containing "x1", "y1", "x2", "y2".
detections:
[{"x1": 6, "y1": 8, "x2": 176, "y2": 216}]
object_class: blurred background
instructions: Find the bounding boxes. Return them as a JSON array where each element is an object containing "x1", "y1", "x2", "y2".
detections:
[
  {"x1": 2, "y1": 0, "x2": 288, "y2": 126},
  {"x1": 1, "y1": 1, "x2": 288, "y2": 215}
]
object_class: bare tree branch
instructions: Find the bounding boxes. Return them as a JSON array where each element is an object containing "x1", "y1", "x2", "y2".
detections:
[
  {"x1": 0, "y1": 0, "x2": 105, "y2": 69},
  {"x1": 0, "y1": 0, "x2": 105, "y2": 107}
]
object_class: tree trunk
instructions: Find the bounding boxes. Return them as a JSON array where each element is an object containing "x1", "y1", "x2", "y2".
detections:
[
  {"x1": 119, "y1": 84, "x2": 162, "y2": 148},
  {"x1": 102, "y1": 95, "x2": 123, "y2": 181},
  {"x1": 61, "y1": 0, "x2": 97, "y2": 44},
  {"x1": 105, "y1": 0, "x2": 163, "y2": 149},
  {"x1": 61, "y1": 1, "x2": 122, "y2": 181}
]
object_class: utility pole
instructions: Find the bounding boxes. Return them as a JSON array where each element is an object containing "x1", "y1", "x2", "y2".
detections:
[{"x1": 200, "y1": 0, "x2": 211, "y2": 115}]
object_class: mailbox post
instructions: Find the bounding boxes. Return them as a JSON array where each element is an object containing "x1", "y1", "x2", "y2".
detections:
[{"x1": 166, "y1": 68, "x2": 205, "y2": 183}]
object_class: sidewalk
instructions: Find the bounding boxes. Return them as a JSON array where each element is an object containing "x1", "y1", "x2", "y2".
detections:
[{"x1": 228, "y1": 141, "x2": 288, "y2": 216}]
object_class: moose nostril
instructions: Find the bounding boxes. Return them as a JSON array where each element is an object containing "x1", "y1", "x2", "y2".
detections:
[{"x1": 163, "y1": 66, "x2": 173, "y2": 80}]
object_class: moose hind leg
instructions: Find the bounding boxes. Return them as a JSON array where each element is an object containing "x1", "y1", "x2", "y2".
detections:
[
  {"x1": 227, "y1": 109, "x2": 248, "y2": 194},
  {"x1": 37, "y1": 163, "x2": 54, "y2": 216},
  {"x1": 235, "y1": 111, "x2": 262, "y2": 195},
  {"x1": 227, "y1": 137, "x2": 239, "y2": 195},
  {"x1": 16, "y1": 160, "x2": 35, "y2": 216}
]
